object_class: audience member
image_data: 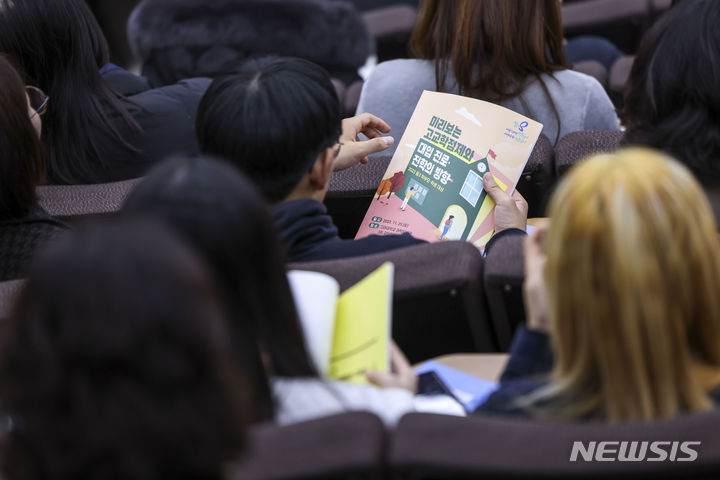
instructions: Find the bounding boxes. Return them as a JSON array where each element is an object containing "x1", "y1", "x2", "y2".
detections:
[
  {"x1": 622, "y1": 0, "x2": 720, "y2": 220},
  {"x1": 0, "y1": 220, "x2": 247, "y2": 480},
  {"x1": 477, "y1": 148, "x2": 720, "y2": 421},
  {"x1": 123, "y1": 156, "x2": 464, "y2": 425},
  {"x1": 0, "y1": 55, "x2": 67, "y2": 282},
  {"x1": 0, "y1": 0, "x2": 210, "y2": 185},
  {"x1": 196, "y1": 57, "x2": 425, "y2": 262},
  {"x1": 357, "y1": 0, "x2": 619, "y2": 149}
]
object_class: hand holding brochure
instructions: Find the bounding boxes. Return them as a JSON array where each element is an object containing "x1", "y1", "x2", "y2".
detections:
[
  {"x1": 356, "y1": 91, "x2": 543, "y2": 249},
  {"x1": 287, "y1": 263, "x2": 393, "y2": 383}
]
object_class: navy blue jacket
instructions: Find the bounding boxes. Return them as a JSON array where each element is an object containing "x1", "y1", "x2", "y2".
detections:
[{"x1": 272, "y1": 198, "x2": 425, "y2": 263}]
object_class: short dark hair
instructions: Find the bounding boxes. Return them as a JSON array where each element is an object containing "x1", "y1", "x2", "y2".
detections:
[
  {"x1": 622, "y1": 0, "x2": 720, "y2": 187},
  {"x1": 0, "y1": 220, "x2": 247, "y2": 480},
  {"x1": 0, "y1": 0, "x2": 140, "y2": 184},
  {"x1": 0, "y1": 55, "x2": 44, "y2": 218},
  {"x1": 196, "y1": 56, "x2": 342, "y2": 203},
  {"x1": 123, "y1": 156, "x2": 317, "y2": 420}
]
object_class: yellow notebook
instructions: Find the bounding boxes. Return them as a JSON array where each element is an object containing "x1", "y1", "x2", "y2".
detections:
[{"x1": 287, "y1": 263, "x2": 394, "y2": 383}]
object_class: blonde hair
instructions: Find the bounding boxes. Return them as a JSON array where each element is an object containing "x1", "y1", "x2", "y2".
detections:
[{"x1": 538, "y1": 148, "x2": 720, "y2": 422}]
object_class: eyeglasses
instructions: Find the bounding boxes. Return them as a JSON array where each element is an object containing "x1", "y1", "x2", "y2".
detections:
[{"x1": 26, "y1": 85, "x2": 49, "y2": 118}]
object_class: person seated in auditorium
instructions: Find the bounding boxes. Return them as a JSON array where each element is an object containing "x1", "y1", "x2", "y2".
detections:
[
  {"x1": 622, "y1": 0, "x2": 720, "y2": 223},
  {"x1": 475, "y1": 148, "x2": 720, "y2": 421},
  {"x1": 356, "y1": 0, "x2": 620, "y2": 150},
  {"x1": 0, "y1": 55, "x2": 67, "y2": 282},
  {"x1": 0, "y1": 221, "x2": 247, "y2": 480},
  {"x1": 0, "y1": 0, "x2": 209, "y2": 184},
  {"x1": 123, "y1": 156, "x2": 464, "y2": 425},
  {"x1": 196, "y1": 56, "x2": 425, "y2": 262}
]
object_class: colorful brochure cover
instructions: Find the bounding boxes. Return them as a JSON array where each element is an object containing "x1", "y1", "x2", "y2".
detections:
[
  {"x1": 356, "y1": 91, "x2": 543, "y2": 249},
  {"x1": 287, "y1": 262, "x2": 393, "y2": 384}
]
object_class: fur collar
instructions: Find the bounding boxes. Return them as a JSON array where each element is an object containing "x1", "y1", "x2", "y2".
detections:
[{"x1": 127, "y1": 0, "x2": 371, "y2": 70}]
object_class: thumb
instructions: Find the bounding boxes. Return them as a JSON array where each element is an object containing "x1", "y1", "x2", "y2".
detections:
[
  {"x1": 365, "y1": 370, "x2": 394, "y2": 388},
  {"x1": 483, "y1": 172, "x2": 508, "y2": 203},
  {"x1": 353, "y1": 136, "x2": 394, "y2": 158}
]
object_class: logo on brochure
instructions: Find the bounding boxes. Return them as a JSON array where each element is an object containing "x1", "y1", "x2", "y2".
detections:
[{"x1": 504, "y1": 120, "x2": 531, "y2": 145}]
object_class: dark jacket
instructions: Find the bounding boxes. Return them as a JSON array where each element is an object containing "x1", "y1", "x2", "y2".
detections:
[
  {"x1": 272, "y1": 198, "x2": 425, "y2": 262},
  {"x1": 0, "y1": 207, "x2": 68, "y2": 282},
  {"x1": 70, "y1": 73, "x2": 210, "y2": 185},
  {"x1": 475, "y1": 323, "x2": 720, "y2": 419},
  {"x1": 127, "y1": 0, "x2": 371, "y2": 86}
]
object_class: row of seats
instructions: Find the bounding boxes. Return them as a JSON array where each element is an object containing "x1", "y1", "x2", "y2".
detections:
[
  {"x1": 238, "y1": 410, "x2": 719, "y2": 479},
  {"x1": 0, "y1": 131, "x2": 626, "y2": 356}
]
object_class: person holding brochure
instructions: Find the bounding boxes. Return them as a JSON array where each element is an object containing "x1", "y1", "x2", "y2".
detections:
[
  {"x1": 196, "y1": 56, "x2": 426, "y2": 262},
  {"x1": 356, "y1": 0, "x2": 619, "y2": 151},
  {"x1": 123, "y1": 156, "x2": 464, "y2": 426},
  {"x1": 476, "y1": 149, "x2": 720, "y2": 421}
]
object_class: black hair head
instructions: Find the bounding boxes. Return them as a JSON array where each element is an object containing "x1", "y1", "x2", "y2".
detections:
[
  {"x1": 123, "y1": 156, "x2": 317, "y2": 417},
  {"x1": 196, "y1": 56, "x2": 342, "y2": 203},
  {"x1": 622, "y1": 0, "x2": 720, "y2": 187},
  {"x1": 0, "y1": 0, "x2": 140, "y2": 184},
  {"x1": 0, "y1": 219, "x2": 247, "y2": 480}
]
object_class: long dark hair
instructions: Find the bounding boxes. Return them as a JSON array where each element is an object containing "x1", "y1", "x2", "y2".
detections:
[
  {"x1": 0, "y1": 0, "x2": 140, "y2": 185},
  {"x1": 123, "y1": 156, "x2": 318, "y2": 414},
  {"x1": 0, "y1": 55, "x2": 44, "y2": 218},
  {"x1": 410, "y1": 0, "x2": 568, "y2": 139},
  {"x1": 0, "y1": 221, "x2": 247, "y2": 480},
  {"x1": 622, "y1": 0, "x2": 720, "y2": 187}
]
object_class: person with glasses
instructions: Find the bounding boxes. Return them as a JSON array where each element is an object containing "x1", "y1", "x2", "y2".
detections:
[
  {"x1": 0, "y1": 0, "x2": 210, "y2": 185},
  {"x1": 196, "y1": 56, "x2": 425, "y2": 262},
  {"x1": 0, "y1": 55, "x2": 67, "y2": 282}
]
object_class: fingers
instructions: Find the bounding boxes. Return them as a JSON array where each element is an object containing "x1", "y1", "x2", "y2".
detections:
[
  {"x1": 524, "y1": 220, "x2": 549, "y2": 267},
  {"x1": 389, "y1": 341, "x2": 411, "y2": 375},
  {"x1": 365, "y1": 370, "x2": 394, "y2": 388},
  {"x1": 511, "y1": 189, "x2": 529, "y2": 215},
  {"x1": 332, "y1": 137, "x2": 395, "y2": 171},
  {"x1": 341, "y1": 113, "x2": 392, "y2": 142},
  {"x1": 482, "y1": 172, "x2": 511, "y2": 204}
]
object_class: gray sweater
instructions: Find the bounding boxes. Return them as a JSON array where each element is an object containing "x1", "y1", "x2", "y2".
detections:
[{"x1": 356, "y1": 59, "x2": 620, "y2": 152}]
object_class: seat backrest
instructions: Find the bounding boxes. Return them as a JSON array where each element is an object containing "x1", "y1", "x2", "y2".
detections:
[
  {"x1": 0, "y1": 278, "x2": 25, "y2": 320},
  {"x1": 325, "y1": 154, "x2": 392, "y2": 239},
  {"x1": 36, "y1": 178, "x2": 142, "y2": 224},
  {"x1": 233, "y1": 412, "x2": 385, "y2": 480},
  {"x1": 289, "y1": 241, "x2": 497, "y2": 363},
  {"x1": 554, "y1": 131, "x2": 624, "y2": 178},
  {"x1": 483, "y1": 232, "x2": 525, "y2": 351},
  {"x1": 609, "y1": 55, "x2": 635, "y2": 95},
  {"x1": 516, "y1": 134, "x2": 555, "y2": 219},
  {"x1": 128, "y1": 0, "x2": 371, "y2": 86},
  {"x1": 391, "y1": 412, "x2": 720, "y2": 479}
]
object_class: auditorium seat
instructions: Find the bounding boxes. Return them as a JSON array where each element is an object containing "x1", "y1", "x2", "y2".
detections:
[
  {"x1": 234, "y1": 412, "x2": 385, "y2": 480},
  {"x1": 515, "y1": 134, "x2": 555, "y2": 218},
  {"x1": 554, "y1": 130, "x2": 624, "y2": 177},
  {"x1": 362, "y1": 3, "x2": 418, "y2": 62},
  {"x1": 0, "y1": 278, "x2": 25, "y2": 320},
  {"x1": 289, "y1": 241, "x2": 497, "y2": 363},
  {"x1": 483, "y1": 231, "x2": 525, "y2": 351},
  {"x1": 325, "y1": 154, "x2": 392, "y2": 239},
  {"x1": 609, "y1": 55, "x2": 635, "y2": 96},
  {"x1": 37, "y1": 178, "x2": 142, "y2": 224},
  {"x1": 572, "y1": 60, "x2": 608, "y2": 88},
  {"x1": 391, "y1": 411, "x2": 720, "y2": 479}
]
